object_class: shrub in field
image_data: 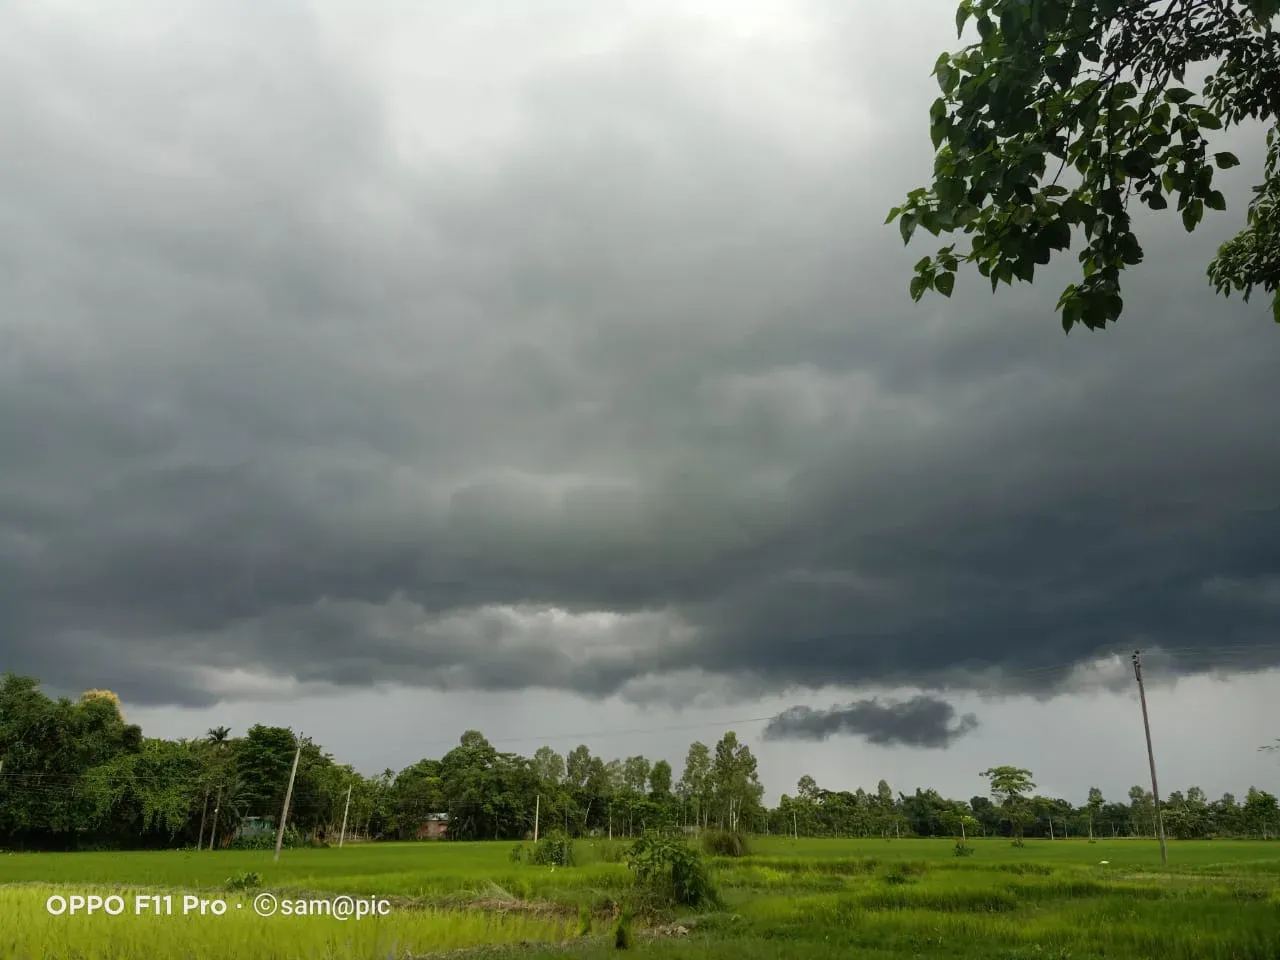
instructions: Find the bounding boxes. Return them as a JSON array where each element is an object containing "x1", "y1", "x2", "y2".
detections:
[
  {"x1": 227, "y1": 825, "x2": 302, "y2": 851},
  {"x1": 700, "y1": 829, "x2": 750, "y2": 858},
  {"x1": 953, "y1": 841, "x2": 974, "y2": 857},
  {"x1": 625, "y1": 833, "x2": 718, "y2": 909},
  {"x1": 880, "y1": 862, "x2": 927, "y2": 886},
  {"x1": 225, "y1": 871, "x2": 262, "y2": 891},
  {"x1": 531, "y1": 831, "x2": 575, "y2": 867},
  {"x1": 613, "y1": 904, "x2": 633, "y2": 950},
  {"x1": 509, "y1": 844, "x2": 527, "y2": 863},
  {"x1": 576, "y1": 903, "x2": 593, "y2": 936}
]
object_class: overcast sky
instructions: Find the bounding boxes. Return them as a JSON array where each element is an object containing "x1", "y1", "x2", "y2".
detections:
[{"x1": 3, "y1": 0, "x2": 1279, "y2": 806}]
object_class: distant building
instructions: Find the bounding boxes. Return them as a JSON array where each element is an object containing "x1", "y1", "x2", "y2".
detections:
[
  {"x1": 236, "y1": 816, "x2": 275, "y2": 840},
  {"x1": 415, "y1": 813, "x2": 449, "y2": 840}
]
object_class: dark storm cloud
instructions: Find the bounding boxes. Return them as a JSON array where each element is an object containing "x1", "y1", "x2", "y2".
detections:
[
  {"x1": 763, "y1": 697, "x2": 979, "y2": 749},
  {"x1": 1, "y1": 0, "x2": 1279, "y2": 707}
]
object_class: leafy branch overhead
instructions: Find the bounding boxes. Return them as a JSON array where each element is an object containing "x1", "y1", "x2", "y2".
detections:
[{"x1": 887, "y1": 0, "x2": 1280, "y2": 331}]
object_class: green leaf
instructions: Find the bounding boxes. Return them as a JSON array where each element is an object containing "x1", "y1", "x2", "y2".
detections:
[
  {"x1": 1273, "y1": 292, "x2": 1280, "y2": 324},
  {"x1": 1045, "y1": 218, "x2": 1072, "y2": 250},
  {"x1": 935, "y1": 272, "x2": 956, "y2": 297},
  {"x1": 1145, "y1": 191, "x2": 1168, "y2": 211},
  {"x1": 1111, "y1": 81, "x2": 1138, "y2": 102},
  {"x1": 936, "y1": 64, "x2": 959, "y2": 95},
  {"x1": 909, "y1": 275, "x2": 928, "y2": 300},
  {"x1": 899, "y1": 212, "x2": 918, "y2": 244},
  {"x1": 1214, "y1": 152, "x2": 1240, "y2": 169},
  {"x1": 1191, "y1": 109, "x2": 1223, "y2": 130},
  {"x1": 1164, "y1": 88, "x2": 1195, "y2": 104},
  {"x1": 1122, "y1": 150, "x2": 1154, "y2": 177},
  {"x1": 956, "y1": 2, "x2": 971, "y2": 37},
  {"x1": 1181, "y1": 198, "x2": 1203, "y2": 232},
  {"x1": 936, "y1": 177, "x2": 966, "y2": 205},
  {"x1": 885, "y1": 206, "x2": 903, "y2": 225},
  {"x1": 931, "y1": 120, "x2": 949, "y2": 150},
  {"x1": 1205, "y1": 190, "x2": 1226, "y2": 211},
  {"x1": 1062, "y1": 298, "x2": 1083, "y2": 333}
]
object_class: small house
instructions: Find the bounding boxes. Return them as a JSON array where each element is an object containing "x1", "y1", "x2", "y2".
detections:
[
  {"x1": 236, "y1": 816, "x2": 275, "y2": 840},
  {"x1": 416, "y1": 813, "x2": 449, "y2": 840}
]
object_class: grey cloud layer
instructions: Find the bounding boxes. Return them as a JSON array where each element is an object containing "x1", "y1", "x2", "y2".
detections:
[
  {"x1": 2, "y1": 0, "x2": 1279, "y2": 708},
  {"x1": 763, "y1": 697, "x2": 980, "y2": 749}
]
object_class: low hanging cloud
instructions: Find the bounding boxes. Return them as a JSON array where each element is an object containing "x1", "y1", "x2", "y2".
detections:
[{"x1": 762, "y1": 696, "x2": 980, "y2": 749}]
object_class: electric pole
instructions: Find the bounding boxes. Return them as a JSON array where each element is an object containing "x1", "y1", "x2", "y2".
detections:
[
  {"x1": 274, "y1": 735, "x2": 303, "y2": 862},
  {"x1": 533, "y1": 794, "x2": 540, "y2": 843},
  {"x1": 1132, "y1": 650, "x2": 1168, "y2": 865},
  {"x1": 209, "y1": 784, "x2": 222, "y2": 851},
  {"x1": 339, "y1": 784, "x2": 352, "y2": 848},
  {"x1": 196, "y1": 784, "x2": 210, "y2": 851}
]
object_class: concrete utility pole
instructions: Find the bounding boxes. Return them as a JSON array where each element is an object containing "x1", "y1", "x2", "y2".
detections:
[
  {"x1": 197, "y1": 784, "x2": 210, "y2": 851},
  {"x1": 1132, "y1": 651, "x2": 1168, "y2": 866},
  {"x1": 209, "y1": 785, "x2": 222, "y2": 851},
  {"x1": 274, "y1": 736, "x2": 303, "y2": 862},
  {"x1": 339, "y1": 784, "x2": 352, "y2": 848},
  {"x1": 533, "y1": 794, "x2": 540, "y2": 843}
]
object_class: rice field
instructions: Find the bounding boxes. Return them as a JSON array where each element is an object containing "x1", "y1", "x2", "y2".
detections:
[{"x1": 2, "y1": 838, "x2": 1278, "y2": 959}]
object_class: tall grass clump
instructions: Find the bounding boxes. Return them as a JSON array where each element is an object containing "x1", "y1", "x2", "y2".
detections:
[
  {"x1": 701, "y1": 829, "x2": 751, "y2": 858},
  {"x1": 626, "y1": 833, "x2": 719, "y2": 909},
  {"x1": 531, "y1": 831, "x2": 575, "y2": 867},
  {"x1": 613, "y1": 904, "x2": 634, "y2": 949}
]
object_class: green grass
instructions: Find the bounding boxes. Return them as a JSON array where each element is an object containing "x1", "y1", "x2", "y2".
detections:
[
  {"x1": 0, "y1": 884, "x2": 578, "y2": 960},
  {"x1": 2, "y1": 838, "x2": 1278, "y2": 958}
]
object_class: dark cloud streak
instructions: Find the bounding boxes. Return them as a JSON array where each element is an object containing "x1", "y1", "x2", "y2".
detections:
[{"x1": 763, "y1": 697, "x2": 980, "y2": 749}]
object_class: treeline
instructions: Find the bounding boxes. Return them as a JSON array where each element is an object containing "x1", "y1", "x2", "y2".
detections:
[{"x1": 1, "y1": 673, "x2": 1277, "y2": 850}]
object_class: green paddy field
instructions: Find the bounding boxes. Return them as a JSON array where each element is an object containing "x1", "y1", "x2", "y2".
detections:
[{"x1": 2, "y1": 837, "x2": 1278, "y2": 959}]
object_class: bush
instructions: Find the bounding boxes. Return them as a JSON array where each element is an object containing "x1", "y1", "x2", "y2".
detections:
[
  {"x1": 625, "y1": 833, "x2": 718, "y2": 909},
  {"x1": 614, "y1": 905, "x2": 633, "y2": 950},
  {"x1": 531, "y1": 830, "x2": 575, "y2": 867},
  {"x1": 953, "y1": 841, "x2": 974, "y2": 857},
  {"x1": 576, "y1": 903, "x2": 593, "y2": 937},
  {"x1": 509, "y1": 843, "x2": 527, "y2": 863},
  {"x1": 700, "y1": 829, "x2": 751, "y2": 858},
  {"x1": 880, "y1": 862, "x2": 927, "y2": 885},
  {"x1": 227, "y1": 824, "x2": 302, "y2": 851},
  {"x1": 225, "y1": 871, "x2": 262, "y2": 891}
]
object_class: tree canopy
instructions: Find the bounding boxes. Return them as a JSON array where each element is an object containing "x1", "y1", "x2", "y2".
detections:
[{"x1": 889, "y1": 0, "x2": 1280, "y2": 331}]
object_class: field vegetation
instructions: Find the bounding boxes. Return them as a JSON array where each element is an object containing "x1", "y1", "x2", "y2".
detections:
[{"x1": 3, "y1": 836, "x2": 1279, "y2": 959}]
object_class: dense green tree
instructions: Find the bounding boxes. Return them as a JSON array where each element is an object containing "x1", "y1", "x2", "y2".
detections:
[
  {"x1": 1086, "y1": 786, "x2": 1104, "y2": 840},
  {"x1": 532, "y1": 746, "x2": 565, "y2": 786},
  {"x1": 676, "y1": 742, "x2": 713, "y2": 830},
  {"x1": 890, "y1": 0, "x2": 1280, "y2": 331},
  {"x1": 980, "y1": 766, "x2": 1036, "y2": 841},
  {"x1": 648, "y1": 759, "x2": 673, "y2": 798}
]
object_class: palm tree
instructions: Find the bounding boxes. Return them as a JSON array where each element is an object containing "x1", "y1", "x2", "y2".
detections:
[{"x1": 206, "y1": 726, "x2": 231, "y2": 745}]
